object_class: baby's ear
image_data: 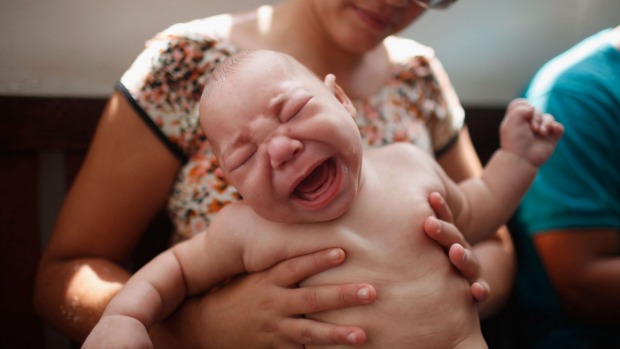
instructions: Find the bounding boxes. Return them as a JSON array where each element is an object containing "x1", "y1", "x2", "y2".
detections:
[{"x1": 324, "y1": 74, "x2": 356, "y2": 118}]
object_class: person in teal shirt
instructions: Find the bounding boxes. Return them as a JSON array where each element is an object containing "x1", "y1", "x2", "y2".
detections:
[{"x1": 512, "y1": 26, "x2": 620, "y2": 348}]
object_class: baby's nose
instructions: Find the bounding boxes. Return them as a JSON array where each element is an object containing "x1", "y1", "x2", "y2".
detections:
[{"x1": 268, "y1": 135, "x2": 303, "y2": 168}]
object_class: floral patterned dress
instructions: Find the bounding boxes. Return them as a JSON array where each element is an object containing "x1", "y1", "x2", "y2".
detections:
[{"x1": 119, "y1": 18, "x2": 465, "y2": 242}]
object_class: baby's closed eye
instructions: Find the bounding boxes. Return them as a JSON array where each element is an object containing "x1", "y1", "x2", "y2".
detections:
[{"x1": 225, "y1": 143, "x2": 258, "y2": 172}]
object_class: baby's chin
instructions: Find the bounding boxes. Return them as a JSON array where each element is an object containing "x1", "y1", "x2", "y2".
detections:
[{"x1": 256, "y1": 203, "x2": 351, "y2": 224}]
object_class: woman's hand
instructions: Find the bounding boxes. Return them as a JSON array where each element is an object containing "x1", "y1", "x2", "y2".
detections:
[
  {"x1": 154, "y1": 248, "x2": 376, "y2": 349},
  {"x1": 424, "y1": 192, "x2": 490, "y2": 302}
]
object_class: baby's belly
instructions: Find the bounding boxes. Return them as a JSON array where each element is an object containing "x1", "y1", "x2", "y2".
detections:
[{"x1": 301, "y1": 241, "x2": 485, "y2": 349}]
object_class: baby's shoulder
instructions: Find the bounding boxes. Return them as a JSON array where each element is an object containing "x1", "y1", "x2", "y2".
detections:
[
  {"x1": 370, "y1": 142, "x2": 432, "y2": 162},
  {"x1": 365, "y1": 143, "x2": 443, "y2": 185},
  {"x1": 208, "y1": 201, "x2": 260, "y2": 234},
  {"x1": 214, "y1": 201, "x2": 255, "y2": 221}
]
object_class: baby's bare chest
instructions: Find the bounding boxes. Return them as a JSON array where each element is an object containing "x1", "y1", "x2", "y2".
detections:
[{"x1": 259, "y1": 166, "x2": 446, "y2": 278}]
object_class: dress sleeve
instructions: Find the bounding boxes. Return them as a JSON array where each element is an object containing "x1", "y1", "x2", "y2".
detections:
[
  {"x1": 385, "y1": 36, "x2": 465, "y2": 156},
  {"x1": 118, "y1": 24, "x2": 237, "y2": 162}
]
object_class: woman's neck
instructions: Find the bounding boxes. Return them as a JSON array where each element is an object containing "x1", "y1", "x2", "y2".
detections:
[
  {"x1": 230, "y1": 1, "x2": 390, "y2": 100},
  {"x1": 269, "y1": 2, "x2": 365, "y2": 78}
]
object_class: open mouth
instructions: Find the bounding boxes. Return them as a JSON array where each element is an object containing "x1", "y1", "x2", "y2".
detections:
[{"x1": 292, "y1": 159, "x2": 337, "y2": 202}]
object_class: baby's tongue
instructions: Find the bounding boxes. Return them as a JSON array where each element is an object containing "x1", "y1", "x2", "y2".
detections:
[{"x1": 295, "y1": 162, "x2": 329, "y2": 200}]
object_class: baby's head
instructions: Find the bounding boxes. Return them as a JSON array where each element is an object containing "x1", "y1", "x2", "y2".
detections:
[{"x1": 199, "y1": 50, "x2": 363, "y2": 223}]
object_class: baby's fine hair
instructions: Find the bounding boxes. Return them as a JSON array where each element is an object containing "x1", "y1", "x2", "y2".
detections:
[
  {"x1": 202, "y1": 50, "x2": 254, "y2": 100},
  {"x1": 201, "y1": 50, "x2": 320, "y2": 102}
]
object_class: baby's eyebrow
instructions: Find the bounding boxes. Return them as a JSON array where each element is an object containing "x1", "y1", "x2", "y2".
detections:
[
  {"x1": 268, "y1": 92, "x2": 286, "y2": 117},
  {"x1": 220, "y1": 134, "x2": 245, "y2": 166},
  {"x1": 268, "y1": 86, "x2": 308, "y2": 120}
]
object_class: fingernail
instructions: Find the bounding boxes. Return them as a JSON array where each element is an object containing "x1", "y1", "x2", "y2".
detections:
[
  {"x1": 434, "y1": 219, "x2": 442, "y2": 233},
  {"x1": 437, "y1": 193, "x2": 444, "y2": 204},
  {"x1": 358, "y1": 286, "x2": 370, "y2": 300},
  {"x1": 328, "y1": 248, "x2": 344, "y2": 261},
  {"x1": 347, "y1": 332, "x2": 358, "y2": 344}
]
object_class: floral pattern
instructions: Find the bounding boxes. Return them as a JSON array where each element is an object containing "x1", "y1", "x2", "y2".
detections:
[{"x1": 119, "y1": 19, "x2": 464, "y2": 242}]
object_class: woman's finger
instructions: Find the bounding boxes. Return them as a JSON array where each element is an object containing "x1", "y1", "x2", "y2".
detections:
[
  {"x1": 284, "y1": 283, "x2": 376, "y2": 316},
  {"x1": 428, "y1": 191, "x2": 454, "y2": 223},
  {"x1": 269, "y1": 248, "x2": 347, "y2": 286},
  {"x1": 471, "y1": 281, "x2": 491, "y2": 303},
  {"x1": 280, "y1": 317, "x2": 367, "y2": 347},
  {"x1": 267, "y1": 247, "x2": 377, "y2": 314},
  {"x1": 448, "y1": 243, "x2": 480, "y2": 283},
  {"x1": 424, "y1": 216, "x2": 468, "y2": 248},
  {"x1": 449, "y1": 243, "x2": 490, "y2": 302}
]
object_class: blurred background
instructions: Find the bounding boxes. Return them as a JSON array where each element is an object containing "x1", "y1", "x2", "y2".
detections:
[{"x1": 1, "y1": 0, "x2": 619, "y2": 104}]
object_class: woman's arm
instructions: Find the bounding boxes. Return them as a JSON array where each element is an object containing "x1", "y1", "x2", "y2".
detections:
[
  {"x1": 82, "y1": 249, "x2": 189, "y2": 349},
  {"x1": 534, "y1": 229, "x2": 620, "y2": 324},
  {"x1": 33, "y1": 92, "x2": 180, "y2": 341},
  {"x1": 435, "y1": 127, "x2": 516, "y2": 318}
]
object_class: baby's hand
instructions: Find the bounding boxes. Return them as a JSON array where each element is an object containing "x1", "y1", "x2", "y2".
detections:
[
  {"x1": 82, "y1": 315, "x2": 153, "y2": 349},
  {"x1": 499, "y1": 99, "x2": 564, "y2": 167}
]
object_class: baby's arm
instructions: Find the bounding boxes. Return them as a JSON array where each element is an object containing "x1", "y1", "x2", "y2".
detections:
[
  {"x1": 81, "y1": 248, "x2": 191, "y2": 349},
  {"x1": 82, "y1": 205, "x2": 249, "y2": 348},
  {"x1": 450, "y1": 99, "x2": 563, "y2": 243}
]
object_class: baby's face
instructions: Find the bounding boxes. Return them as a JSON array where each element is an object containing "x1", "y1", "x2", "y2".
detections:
[{"x1": 201, "y1": 54, "x2": 363, "y2": 223}]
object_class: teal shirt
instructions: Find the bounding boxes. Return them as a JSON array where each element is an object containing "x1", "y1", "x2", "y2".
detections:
[{"x1": 513, "y1": 28, "x2": 620, "y2": 348}]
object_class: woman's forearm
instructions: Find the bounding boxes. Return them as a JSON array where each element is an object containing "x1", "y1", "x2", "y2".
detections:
[
  {"x1": 33, "y1": 258, "x2": 130, "y2": 342},
  {"x1": 35, "y1": 257, "x2": 202, "y2": 347}
]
